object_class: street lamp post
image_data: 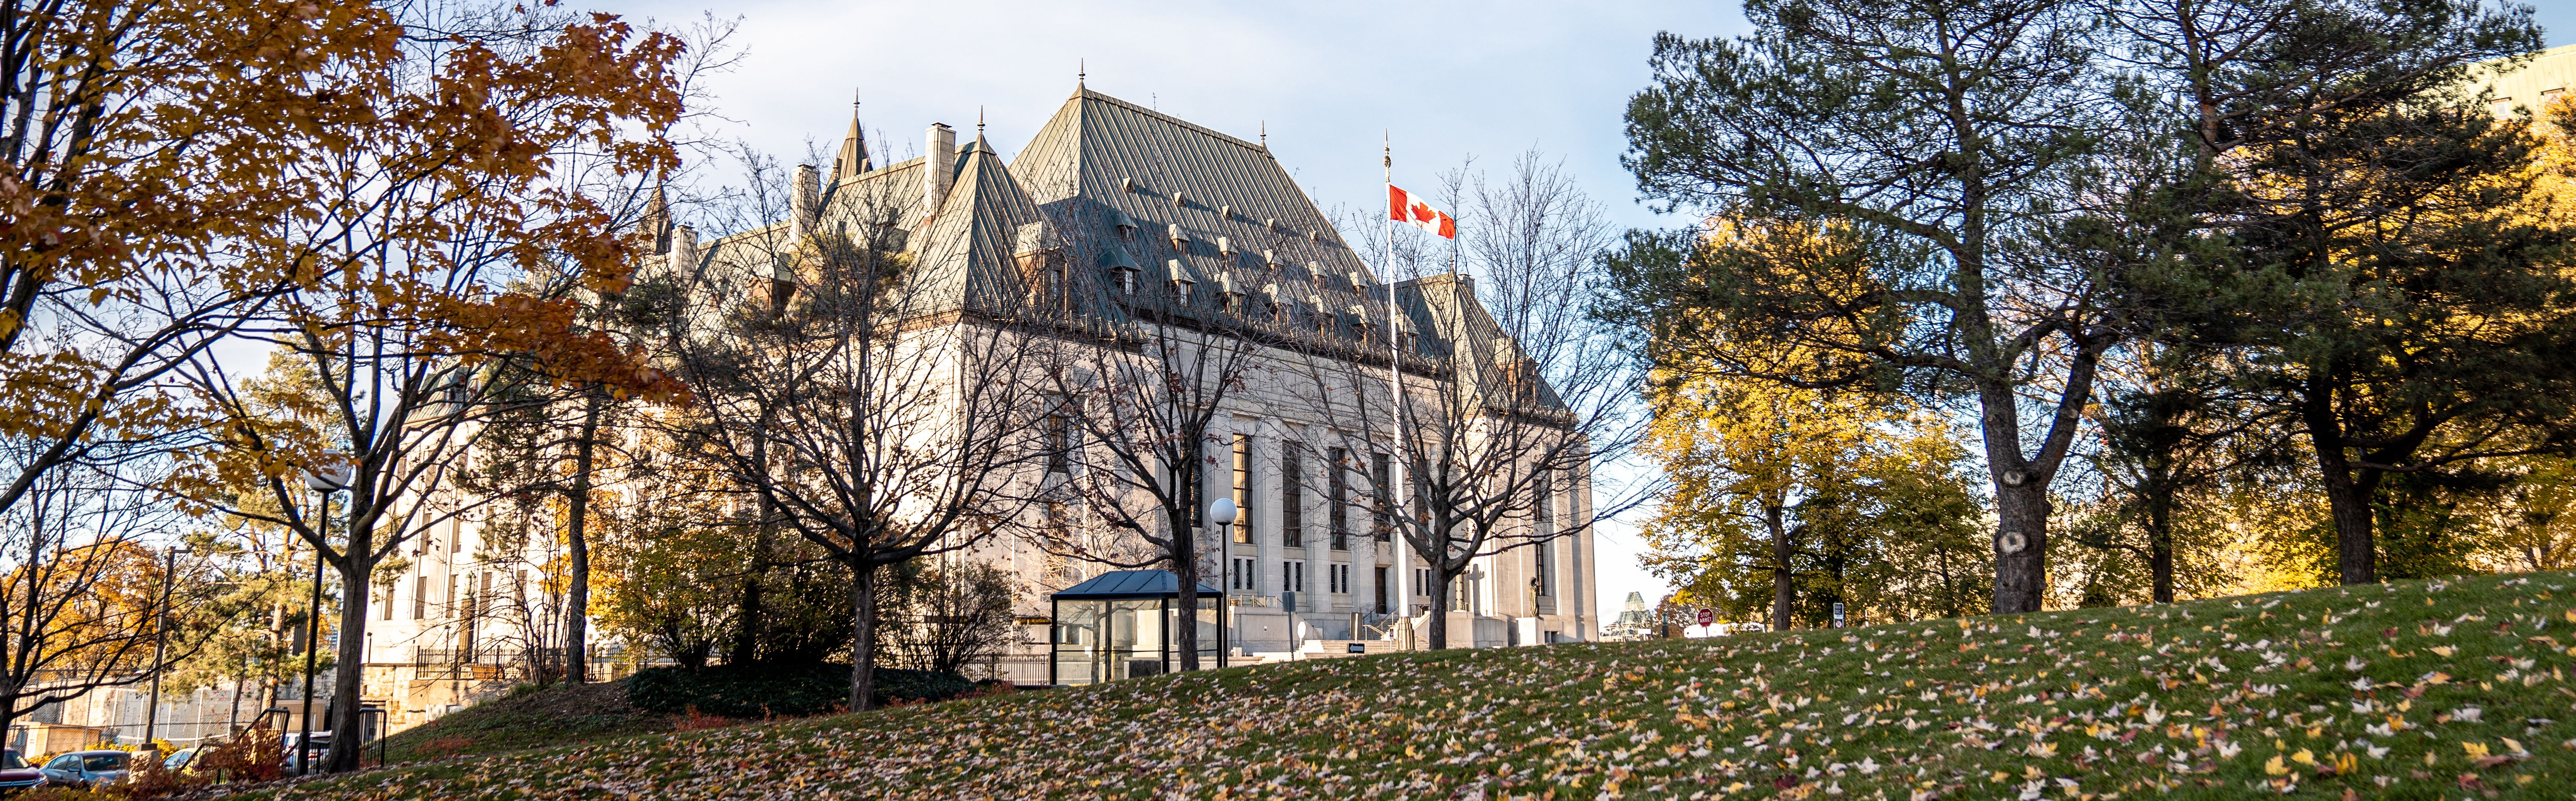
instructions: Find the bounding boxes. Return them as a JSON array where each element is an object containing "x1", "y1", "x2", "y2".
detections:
[
  {"x1": 1207, "y1": 498, "x2": 1236, "y2": 670},
  {"x1": 297, "y1": 463, "x2": 350, "y2": 776},
  {"x1": 142, "y1": 547, "x2": 191, "y2": 749}
]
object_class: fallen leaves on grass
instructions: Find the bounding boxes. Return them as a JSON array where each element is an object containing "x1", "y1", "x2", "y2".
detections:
[{"x1": 234, "y1": 573, "x2": 2576, "y2": 801}]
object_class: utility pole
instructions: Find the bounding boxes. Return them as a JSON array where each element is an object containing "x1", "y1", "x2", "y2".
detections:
[{"x1": 142, "y1": 547, "x2": 188, "y2": 749}]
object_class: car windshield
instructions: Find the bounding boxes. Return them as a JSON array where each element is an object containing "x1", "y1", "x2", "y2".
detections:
[
  {"x1": 0, "y1": 751, "x2": 21, "y2": 769},
  {"x1": 81, "y1": 753, "x2": 124, "y2": 771}
]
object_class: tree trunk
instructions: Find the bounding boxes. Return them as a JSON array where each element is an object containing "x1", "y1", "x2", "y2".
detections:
[
  {"x1": 562, "y1": 391, "x2": 603, "y2": 683},
  {"x1": 0, "y1": 702, "x2": 20, "y2": 762},
  {"x1": 2315, "y1": 446, "x2": 2380, "y2": 585},
  {"x1": 731, "y1": 425, "x2": 772, "y2": 666},
  {"x1": 1171, "y1": 477, "x2": 1202, "y2": 671},
  {"x1": 1978, "y1": 373, "x2": 2050, "y2": 614},
  {"x1": 1424, "y1": 561, "x2": 1451, "y2": 649},
  {"x1": 2300, "y1": 374, "x2": 2378, "y2": 584},
  {"x1": 2145, "y1": 481, "x2": 2175, "y2": 604},
  {"x1": 322, "y1": 521, "x2": 373, "y2": 773},
  {"x1": 1766, "y1": 505, "x2": 1792, "y2": 631},
  {"x1": 1991, "y1": 479, "x2": 2050, "y2": 614},
  {"x1": 847, "y1": 560, "x2": 877, "y2": 712}
]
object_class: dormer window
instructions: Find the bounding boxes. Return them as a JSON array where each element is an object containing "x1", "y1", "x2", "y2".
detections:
[
  {"x1": 1109, "y1": 208, "x2": 1138, "y2": 241},
  {"x1": 1217, "y1": 237, "x2": 1236, "y2": 258},
  {"x1": 1217, "y1": 275, "x2": 1246, "y2": 313},
  {"x1": 1015, "y1": 221, "x2": 1066, "y2": 308},
  {"x1": 1262, "y1": 249, "x2": 1283, "y2": 271},
  {"x1": 1348, "y1": 271, "x2": 1370, "y2": 292},
  {"x1": 1167, "y1": 224, "x2": 1191, "y2": 252},
  {"x1": 1100, "y1": 247, "x2": 1143, "y2": 296},
  {"x1": 1218, "y1": 204, "x2": 1233, "y2": 220},
  {"x1": 1495, "y1": 338, "x2": 1537, "y2": 403},
  {"x1": 1264, "y1": 218, "x2": 1279, "y2": 231},
  {"x1": 1166, "y1": 259, "x2": 1195, "y2": 303}
]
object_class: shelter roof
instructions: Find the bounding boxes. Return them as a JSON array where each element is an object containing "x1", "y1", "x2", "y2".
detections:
[{"x1": 1051, "y1": 570, "x2": 1221, "y2": 600}]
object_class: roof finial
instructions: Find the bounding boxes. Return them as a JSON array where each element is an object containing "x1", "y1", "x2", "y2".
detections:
[
  {"x1": 978, "y1": 106, "x2": 985, "y2": 135},
  {"x1": 1260, "y1": 121, "x2": 1267, "y2": 147},
  {"x1": 832, "y1": 87, "x2": 872, "y2": 182},
  {"x1": 1078, "y1": 59, "x2": 1086, "y2": 88}
]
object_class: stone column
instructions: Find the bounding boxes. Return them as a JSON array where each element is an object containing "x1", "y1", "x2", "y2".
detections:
[{"x1": 1572, "y1": 462, "x2": 1595, "y2": 639}]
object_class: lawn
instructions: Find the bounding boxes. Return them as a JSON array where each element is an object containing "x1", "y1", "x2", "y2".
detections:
[
  {"x1": 224, "y1": 571, "x2": 2576, "y2": 799},
  {"x1": 365, "y1": 680, "x2": 674, "y2": 765}
]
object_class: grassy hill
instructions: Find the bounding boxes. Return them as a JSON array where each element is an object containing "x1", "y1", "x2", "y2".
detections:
[
  {"x1": 365, "y1": 680, "x2": 674, "y2": 766},
  {"x1": 226, "y1": 571, "x2": 2576, "y2": 800}
]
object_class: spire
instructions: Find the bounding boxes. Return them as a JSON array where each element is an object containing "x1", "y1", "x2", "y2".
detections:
[
  {"x1": 641, "y1": 183, "x2": 672, "y2": 254},
  {"x1": 831, "y1": 88, "x2": 871, "y2": 183}
]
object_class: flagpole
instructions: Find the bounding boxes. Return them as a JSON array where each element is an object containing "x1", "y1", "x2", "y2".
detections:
[{"x1": 1382, "y1": 133, "x2": 1415, "y2": 648}]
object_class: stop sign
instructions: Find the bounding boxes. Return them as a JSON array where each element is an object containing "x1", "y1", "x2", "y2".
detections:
[{"x1": 1695, "y1": 608, "x2": 1715, "y2": 627}]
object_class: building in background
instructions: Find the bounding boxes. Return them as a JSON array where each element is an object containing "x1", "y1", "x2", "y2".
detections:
[
  {"x1": 355, "y1": 86, "x2": 1601, "y2": 725},
  {"x1": 2475, "y1": 42, "x2": 2576, "y2": 119},
  {"x1": 677, "y1": 86, "x2": 1604, "y2": 681}
]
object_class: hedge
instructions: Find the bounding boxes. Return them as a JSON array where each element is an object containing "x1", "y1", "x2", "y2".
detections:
[{"x1": 626, "y1": 662, "x2": 972, "y2": 718}]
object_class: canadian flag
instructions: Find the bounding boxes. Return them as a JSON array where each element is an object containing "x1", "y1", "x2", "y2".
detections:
[{"x1": 1387, "y1": 184, "x2": 1456, "y2": 239}]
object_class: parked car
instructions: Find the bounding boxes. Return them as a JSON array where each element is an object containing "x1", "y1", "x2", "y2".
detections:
[
  {"x1": 283, "y1": 732, "x2": 330, "y2": 773},
  {"x1": 36, "y1": 750, "x2": 129, "y2": 789},
  {"x1": 0, "y1": 749, "x2": 44, "y2": 793},
  {"x1": 161, "y1": 746, "x2": 200, "y2": 773}
]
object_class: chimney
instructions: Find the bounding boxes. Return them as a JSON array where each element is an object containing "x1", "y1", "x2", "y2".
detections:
[
  {"x1": 669, "y1": 225, "x2": 698, "y2": 275},
  {"x1": 791, "y1": 164, "x2": 820, "y2": 241},
  {"x1": 923, "y1": 122, "x2": 957, "y2": 220}
]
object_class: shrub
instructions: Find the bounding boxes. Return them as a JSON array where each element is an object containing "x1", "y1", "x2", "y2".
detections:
[
  {"x1": 626, "y1": 662, "x2": 972, "y2": 717},
  {"x1": 873, "y1": 668, "x2": 972, "y2": 705},
  {"x1": 191, "y1": 726, "x2": 283, "y2": 783}
]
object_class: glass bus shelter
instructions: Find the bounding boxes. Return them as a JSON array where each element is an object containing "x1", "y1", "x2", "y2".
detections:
[{"x1": 1049, "y1": 570, "x2": 1220, "y2": 686}]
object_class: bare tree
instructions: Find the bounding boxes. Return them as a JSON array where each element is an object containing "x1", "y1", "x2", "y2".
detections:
[
  {"x1": 1014, "y1": 137, "x2": 1397, "y2": 671},
  {"x1": 1031, "y1": 278, "x2": 1273, "y2": 673},
  {"x1": 1293, "y1": 152, "x2": 1644, "y2": 649},
  {"x1": 661, "y1": 140, "x2": 1044, "y2": 710},
  {"x1": 881, "y1": 560, "x2": 1023, "y2": 676}
]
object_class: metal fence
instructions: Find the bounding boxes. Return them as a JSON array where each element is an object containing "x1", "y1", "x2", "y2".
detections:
[{"x1": 407, "y1": 646, "x2": 632, "y2": 683}]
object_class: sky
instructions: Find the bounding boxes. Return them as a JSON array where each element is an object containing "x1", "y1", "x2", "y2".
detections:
[{"x1": 589, "y1": 0, "x2": 2576, "y2": 622}]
